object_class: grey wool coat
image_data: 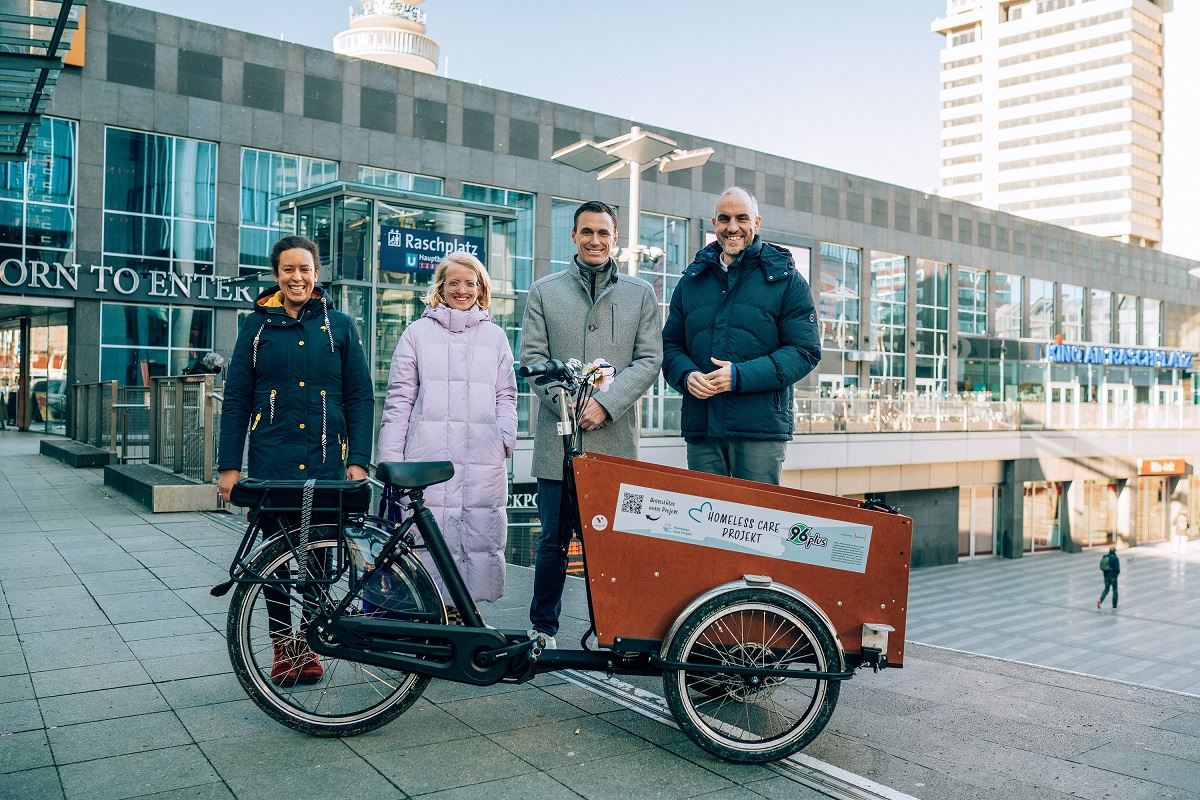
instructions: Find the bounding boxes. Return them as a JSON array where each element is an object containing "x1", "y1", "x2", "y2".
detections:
[{"x1": 520, "y1": 258, "x2": 663, "y2": 481}]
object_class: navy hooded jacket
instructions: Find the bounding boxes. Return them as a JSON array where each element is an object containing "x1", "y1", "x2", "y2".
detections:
[
  {"x1": 662, "y1": 236, "x2": 821, "y2": 442},
  {"x1": 218, "y1": 285, "x2": 374, "y2": 480}
]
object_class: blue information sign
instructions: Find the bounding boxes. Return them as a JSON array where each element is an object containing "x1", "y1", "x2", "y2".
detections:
[{"x1": 378, "y1": 226, "x2": 486, "y2": 274}]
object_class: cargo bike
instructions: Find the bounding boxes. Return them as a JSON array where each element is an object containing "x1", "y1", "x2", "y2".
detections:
[{"x1": 217, "y1": 358, "x2": 913, "y2": 763}]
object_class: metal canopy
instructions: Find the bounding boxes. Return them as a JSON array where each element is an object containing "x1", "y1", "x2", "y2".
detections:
[
  {"x1": 551, "y1": 140, "x2": 621, "y2": 173},
  {"x1": 0, "y1": 1, "x2": 83, "y2": 163}
]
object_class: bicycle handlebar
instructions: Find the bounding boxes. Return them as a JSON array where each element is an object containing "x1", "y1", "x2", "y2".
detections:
[{"x1": 518, "y1": 359, "x2": 568, "y2": 381}]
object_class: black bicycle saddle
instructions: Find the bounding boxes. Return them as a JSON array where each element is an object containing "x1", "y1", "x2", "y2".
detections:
[{"x1": 377, "y1": 461, "x2": 455, "y2": 490}]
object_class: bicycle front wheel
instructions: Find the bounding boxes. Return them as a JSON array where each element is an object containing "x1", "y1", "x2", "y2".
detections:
[
  {"x1": 662, "y1": 589, "x2": 841, "y2": 763},
  {"x1": 226, "y1": 525, "x2": 444, "y2": 737}
]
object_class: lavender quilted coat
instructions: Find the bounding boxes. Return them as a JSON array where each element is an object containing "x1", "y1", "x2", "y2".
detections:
[{"x1": 377, "y1": 305, "x2": 518, "y2": 602}]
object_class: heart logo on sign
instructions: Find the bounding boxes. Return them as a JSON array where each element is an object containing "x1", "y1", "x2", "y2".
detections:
[{"x1": 688, "y1": 502, "x2": 712, "y2": 523}]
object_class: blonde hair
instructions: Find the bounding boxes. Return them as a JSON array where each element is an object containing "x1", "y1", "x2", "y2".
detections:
[{"x1": 422, "y1": 251, "x2": 492, "y2": 310}]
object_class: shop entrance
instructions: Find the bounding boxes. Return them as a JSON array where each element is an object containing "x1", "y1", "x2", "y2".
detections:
[
  {"x1": 1046, "y1": 381, "x2": 1080, "y2": 428},
  {"x1": 1079, "y1": 480, "x2": 1118, "y2": 548},
  {"x1": 0, "y1": 305, "x2": 70, "y2": 434},
  {"x1": 958, "y1": 485, "x2": 996, "y2": 558},
  {"x1": 1136, "y1": 477, "x2": 1169, "y2": 544},
  {"x1": 1023, "y1": 481, "x2": 1062, "y2": 553}
]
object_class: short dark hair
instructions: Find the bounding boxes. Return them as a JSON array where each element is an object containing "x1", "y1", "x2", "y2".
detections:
[
  {"x1": 269, "y1": 235, "x2": 320, "y2": 275},
  {"x1": 573, "y1": 201, "x2": 618, "y2": 232}
]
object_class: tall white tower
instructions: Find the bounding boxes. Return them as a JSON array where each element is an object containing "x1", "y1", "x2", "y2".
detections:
[
  {"x1": 932, "y1": 0, "x2": 1166, "y2": 248},
  {"x1": 334, "y1": 0, "x2": 440, "y2": 74}
]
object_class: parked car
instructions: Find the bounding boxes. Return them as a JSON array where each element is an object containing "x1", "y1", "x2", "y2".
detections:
[{"x1": 31, "y1": 379, "x2": 65, "y2": 422}]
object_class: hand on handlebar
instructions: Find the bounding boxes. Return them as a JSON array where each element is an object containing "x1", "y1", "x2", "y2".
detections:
[{"x1": 578, "y1": 398, "x2": 610, "y2": 431}]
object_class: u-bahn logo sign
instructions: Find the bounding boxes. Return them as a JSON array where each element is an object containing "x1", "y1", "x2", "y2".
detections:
[{"x1": 1042, "y1": 343, "x2": 1193, "y2": 370}]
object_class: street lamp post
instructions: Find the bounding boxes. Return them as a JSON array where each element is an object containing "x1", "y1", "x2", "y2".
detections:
[{"x1": 551, "y1": 125, "x2": 713, "y2": 277}]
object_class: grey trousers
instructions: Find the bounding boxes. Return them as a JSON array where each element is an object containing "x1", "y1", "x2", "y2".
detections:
[{"x1": 686, "y1": 438, "x2": 788, "y2": 485}]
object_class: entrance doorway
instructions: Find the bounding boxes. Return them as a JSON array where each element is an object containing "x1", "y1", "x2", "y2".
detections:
[
  {"x1": 1136, "y1": 477, "x2": 1169, "y2": 544},
  {"x1": 0, "y1": 308, "x2": 69, "y2": 434},
  {"x1": 958, "y1": 485, "x2": 996, "y2": 558},
  {"x1": 1079, "y1": 481, "x2": 1118, "y2": 547},
  {"x1": 1046, "y1": 381, "x2": 1079, "y2": 428},
  {"x1": 1023, "y1": 481, "x2": 1062, "y2": 553}
]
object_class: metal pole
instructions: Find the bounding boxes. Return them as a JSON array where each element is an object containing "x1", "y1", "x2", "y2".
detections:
[{"x1": 626, "y1": 127, "x2": 641, "y2": 277}]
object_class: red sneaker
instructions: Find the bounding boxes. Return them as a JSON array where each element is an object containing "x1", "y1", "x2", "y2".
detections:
[
  {"x1": 294, "y1": 640, "x2": 324, "y2": 684},
  {"x1": 269, "y1": 637, "x2": 301, "y2": 686}
]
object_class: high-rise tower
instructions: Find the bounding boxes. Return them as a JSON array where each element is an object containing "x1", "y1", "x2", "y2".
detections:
[
  {"x1": 933, "y1": 0, "x2": 1165, "y2": 248},
  {"x1": 334, "y1": 0, "x2": 439, "y2": 74}
]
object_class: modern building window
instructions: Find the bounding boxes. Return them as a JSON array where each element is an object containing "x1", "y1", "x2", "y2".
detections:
[
  {"x1": 1061, "y1": 283, "x2": 1083, "y2": 341},
  {"x1": 817, "y1": 244, "x2": 861, "y2": 354},
  {"x1": 956, "y1": 266, "x2": 987, "y2": 335},
  {"x1": 461, "y1": 184, "x2": 533, "y2": 294},
  {"x1": 915, "y1": 259, "x2": 949, "y2": 391},
  {"x1": 995, "y1": 272, "x2": 1022, "y2": 338},
  {"x1": 1117, "y1": 293, "x2": 1138, "y2": 345},
  {"x1": 0, "y1": 117, "x2": 76, "y2": 265},
  {"x1": 99, "y1": 302, "x2": 213, "y2": 385},
  {"x1": 1142, "y1": 298, "x2": 1161, "y2": 347},
  {"x1": 869, "y1": 251, "x2": 907, "y2": 385},
  {"x1": 357, "y1": 167, "x2": 443, "y2": 195},
  {"x1": 103, "y1": 128, "x2": 216, "y2": 277},
  {"x1": 639, "y1": 211, "x2": 689, "y2": 434},
  {"x1": 1089, "y1": 288, "x2": 1112, "y2": 343},
  {"x1": 239, "y1": 148, "x2": 338, "y2": 274},
  {"x1": 549, "y1": 197, "x2": 581, "y2": 274},
  {"x1": 1029, "y1": 278, "x2": 1054, "y2": 340}
]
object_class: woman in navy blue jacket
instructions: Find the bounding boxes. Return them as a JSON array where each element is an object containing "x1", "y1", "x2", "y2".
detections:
[{"x1": 218, "y1": 235, "x2": 374, "y2": 685}]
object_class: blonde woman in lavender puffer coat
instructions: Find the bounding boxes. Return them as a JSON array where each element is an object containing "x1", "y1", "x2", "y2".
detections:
[{"x1": 377, "y1": 252, "x2": 518, "y2": 607}]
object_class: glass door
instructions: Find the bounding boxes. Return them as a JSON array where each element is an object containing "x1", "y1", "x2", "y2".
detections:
[
  {"x1": 0, "y1": 323, "x2": 19, "y2": 428},
  {"x1": 1023, "y1": 481, "x2": 1062, "y2": 553},
  {"x1": 958, "y1": 485, "x2": 996, "y2": 558},
  {"x1": 1046, "y1": 381, "x2": 1079, "y2": 428},
  {"x1": 1137, "y1": 477, "x2": 1168, "y2": 544},
  {"x1": 26, "y1": 311, "x2": 69, "y2": 435},
  {"x1": 1081, "y1": 480, "x2": 1118, "y2": 547}
]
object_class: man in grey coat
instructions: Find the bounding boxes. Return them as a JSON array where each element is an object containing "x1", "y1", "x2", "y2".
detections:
[{"x1": 520, "y1": 200, "x2": 662, "y2": 645}]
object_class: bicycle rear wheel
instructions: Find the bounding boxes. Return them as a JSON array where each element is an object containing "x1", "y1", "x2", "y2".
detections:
[
  {"x1": 662, "y1": 589, "x2": 841, "y2": 763},
  {"x1": 226, "y1": 524, "x2": 445, "y2": 737}
]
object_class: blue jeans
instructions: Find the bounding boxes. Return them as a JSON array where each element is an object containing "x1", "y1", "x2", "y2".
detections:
[{"x1": 529, "y1": 478, "x2": 568, "y2": 636}]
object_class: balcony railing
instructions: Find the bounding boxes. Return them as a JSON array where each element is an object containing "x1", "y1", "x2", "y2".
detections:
[{"x1": 350, "y1": 1, "x2": 426, "y2": 26}]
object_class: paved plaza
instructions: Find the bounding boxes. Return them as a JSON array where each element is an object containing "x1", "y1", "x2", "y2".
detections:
[{"x1": 1, "y1": 431, "x2": 1199, "y2": 800}]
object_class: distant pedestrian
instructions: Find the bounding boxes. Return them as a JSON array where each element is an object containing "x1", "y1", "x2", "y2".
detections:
[{"x1": 1097, "y1": 546, "x2": 1120, "y2": 609}]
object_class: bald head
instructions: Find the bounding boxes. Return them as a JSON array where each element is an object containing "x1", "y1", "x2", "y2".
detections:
[
  {"x1": 715, "y1": 186, "x2": 759, "y2": 220},
  {"x1": 712, "y1": 186, "x2": 761, "y2": 264}
]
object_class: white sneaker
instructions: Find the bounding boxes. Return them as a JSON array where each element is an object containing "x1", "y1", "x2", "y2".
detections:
[{"x1": 536, "y1": 632, "x2": 556, "y2": 649}]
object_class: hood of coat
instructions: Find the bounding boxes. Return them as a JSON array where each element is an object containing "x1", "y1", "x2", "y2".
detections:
[
  {"x1": 422, "y1": 304, "x2": 491, "y2": 332},
  {"x1": 687, "y1": 235, "x2": 794, "y2": 281}
]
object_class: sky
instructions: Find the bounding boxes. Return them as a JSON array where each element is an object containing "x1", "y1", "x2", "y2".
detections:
[{"x1": 114, "y1": 0, "x2": 949, "y2": 192}]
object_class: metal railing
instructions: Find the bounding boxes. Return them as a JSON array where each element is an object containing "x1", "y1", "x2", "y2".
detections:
[
  {"x1": 150, "y1": 375, "x2": 218, "y2": 483},
  {"x1": 71, "y1": 381, "x2": 117, "y2": 449},
  {"x1": 115, "y1": 386, "x2": 151, "y2": 464}
]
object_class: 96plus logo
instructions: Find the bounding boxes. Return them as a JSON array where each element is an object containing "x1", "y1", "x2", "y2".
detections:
[{"x1": 787, "y1": 523, "x2": 828, "y2": 549}]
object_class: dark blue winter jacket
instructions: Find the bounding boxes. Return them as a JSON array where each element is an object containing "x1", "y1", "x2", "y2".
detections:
[
  {"x1": 662, "y1": 236, "x2": 821, "y2": 442},
  {"x1": 218, "y1": 286, "x2": 374, "y2": 479}
]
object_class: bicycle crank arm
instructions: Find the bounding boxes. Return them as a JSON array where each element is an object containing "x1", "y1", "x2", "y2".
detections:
[{"x1": 649, "y1": 655, "x2": 855, "y2": 681}]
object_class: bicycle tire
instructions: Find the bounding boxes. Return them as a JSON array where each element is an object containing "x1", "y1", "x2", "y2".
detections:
[
  {"x1": 226, "y1": 524, "x2": 444, "y2": 737},
  {"x1": 662, "y1": 588, "x2": 841, "y2": 763}
]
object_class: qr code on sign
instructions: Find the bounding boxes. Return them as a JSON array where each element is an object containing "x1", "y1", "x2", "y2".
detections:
[{"x1": 621, "y1": 493, "x2": 643, "y2": 515}]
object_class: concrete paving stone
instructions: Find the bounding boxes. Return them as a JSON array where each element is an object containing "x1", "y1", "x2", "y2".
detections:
[
  {"x1": 30, "y1": 658, "x2": 152, "y2": 698},
  {"x1": 199, "y1": 730, "x2": 356, "y2": 779},
  {"x1": 135, "y1": 549, "x2": 214, "y2": 569},
  {"x1": 598, "y1": 708, "x2": 695, "y2": 751},
  {"x1": 1157, "y1": 712, "x2": 1200, "y2": 738},
  {"x1": 486, "y1": 715, "x2": 653, "y2": 771},
  {"x1": 117, "y1": 536, "x2": 190, "y2": 552},
  {"x1": 115, "y1": 615, "x2": 216, "y2": 643},
  {"x1": 125, "y1": 782, "x2": 235, "y2": 800},
  {"x1": 39, "y1": 682, "x2": 169, "y2": 727},
  {"x1": 341, "y1": 699, "x2": 481, "y2": 756},
  {"x1": 538, "y1": 680, "x2": 631, "y2": 716},
  {"x1": 0, "y1": 728, "x2": 52, "y2": 773},
  {"x1": 656, "y1": 736, "x2": 777, "y2": 786},
  {"x1": 0, "y1": 671, "x2": 33, "y2": 704},
  {"x1": 438, "y1": 684, "x2": 589, "y2": 735},
  {"x1": 367, "y1": 736, "x2": 536, "y2": 796},
  {"x1": 0, "y1": 698, "x2": 43, "y2": 734},
  {"x1": 416, "y1": 772, "x2": 583, "y2": 800},
  {"x1": 125, "y1": 630, "x2": 225, "y2": 660},
  {"x1": 154, "y1": 674, "x2": 245, "y2": 711},
  {"x1": 36, "y1": 519, "x2": 99, "y2": 532},
  {"x1": 175, "y1": 586, "x2": 234, "y2": 617},
  {"x1": 6, "y1": 585, "x2": 98, "y2": 617},
  {"x1": 20, "y1": 625, "x2": 135, "y2": 672},
  {"x1": 14, "y1": 608, "x2": 111, "y2": 635},
  {"x1": 48, "y1": 710, "x2": 194, "y2": 765},
  {"x1": 420, "y1": 676, "x2": 529, "y2": 705},
  {"x1": 221, "y1": 756, "x2": 403, "y2": 800},
  {"x1": 58, "y1": 745, "x2": 221, "y2": 800},
  {"x1": 62, "y1": 555, "x2": 146, "y2": 573},
  {"x1": 175, "y1": 698, "x2": 284, "y2": 743},
  {"x1": 549, "y1": 745, "x2": 735, "y2": 800},
  {"x1": 99, "y1": 525, "x2": 161, "y2": 538},
  {"x1": 737, "y1": 776, "x2": 831, "y2": 799},
  {"x1": 0, "y1": 648, "x2": 26, "y2": 677},
  {"x1": 0, "y1": 766, "x2": 64, "y2": 800},
  {"x1": 80, "y1": 570, "x2": 167, "y2": 597},
  {"x1": 148, "y1": 565, "x2": 227, "y2": 591},
  {"x1": 1075, "y1": 741, "x2": 1200, "y2": 792},
  {"x1": 0, "y1": 572, "x2": 82, "y2": 594},
  {"x1": 0, "y1": 618, "x2": 14, "y2": 636},
  {"x1": 0, "y1": 633, "x2": 20, "y2": 654},
  {"x1": 94, "y1": 589, "x2": 198, "y2": 624},
  {"x1": 138, "y1": 645, "x2": 232, "y2": 683}
]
